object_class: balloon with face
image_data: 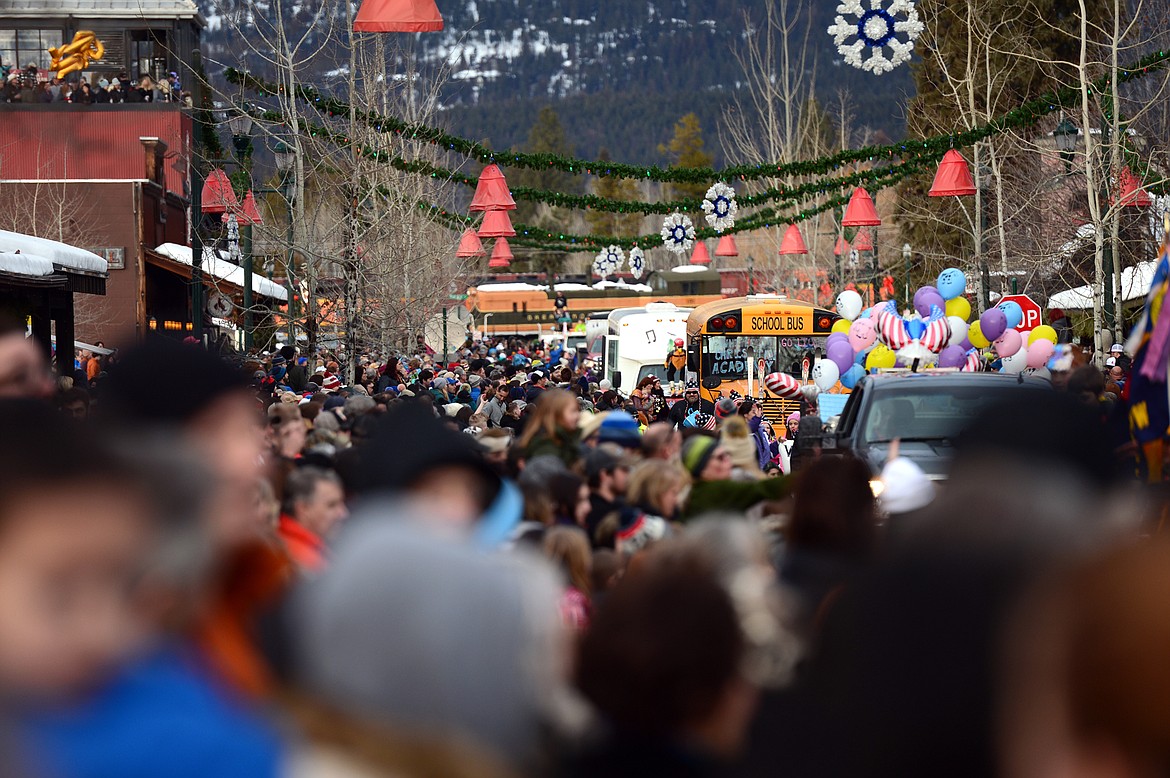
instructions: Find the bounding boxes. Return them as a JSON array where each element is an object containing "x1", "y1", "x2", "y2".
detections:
[
  {"x1": 849, "y1": 318, "x2": 877, "y2": 352},
  {"x1": 937, "y1": 267, "x2": 966, "y2": 300},
  {"x1": 812, "y1": 359, "x2": 840, "y2": 391},
  {"x1": 979, "y1": 307, "x2": 1008, "y2": 342},
  {"x1": 996, "y1": 300, "x2": 1024, "y2": 330},
  {"x1": 835, "y1": 289, "x2": 864, "y2": 321}
]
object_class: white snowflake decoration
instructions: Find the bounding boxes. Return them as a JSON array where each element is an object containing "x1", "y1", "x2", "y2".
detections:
[
  {"x1": 592, "y1": 255, "x2": 612, "y2": 280},
  {"x1": 828, "y1": 0, "x2": 924, "y2": 75},
  {"x1": 702, "y1": 182, "x2": 738, "y2": 233},
  {"x1": 660, "y1": 213, "x2": 696, "y2": 254},
  {"x1": 627, "y1": 246, "x2": 646, "y2": 279},
  {"x1": 597, "y1": 244, "x2": 624, "y2": 276}
]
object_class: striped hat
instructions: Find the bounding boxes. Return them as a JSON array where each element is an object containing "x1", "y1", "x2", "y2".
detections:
[{"x1": 321, "y1": 375, "x2": 342, "y2": 393}]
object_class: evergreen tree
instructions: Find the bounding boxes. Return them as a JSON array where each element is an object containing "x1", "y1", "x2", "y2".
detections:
[
  {"x1": 585, "y1": 148, "x2": 643, "y2": 238},
  {"x1": 658, "y1": 113, "x2": 714, "y2": 203},
  {"x1": 511, "y1": 105, "x2": 577, "y2": 230}
]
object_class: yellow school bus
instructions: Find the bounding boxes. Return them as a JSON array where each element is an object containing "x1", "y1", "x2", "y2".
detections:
[{"x1": 686, "y1": 295, "x2": 839, "y2": 422}]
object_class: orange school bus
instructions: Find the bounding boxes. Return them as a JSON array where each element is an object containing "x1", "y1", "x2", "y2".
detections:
[{"x1": 686, "y1": 295, "x2": 839, "y2": 422}]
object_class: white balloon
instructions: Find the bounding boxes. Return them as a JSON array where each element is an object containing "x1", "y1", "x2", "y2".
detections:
[
  {"x1": 800, "y1": 384, "x2": 820, "y2": 401},
  {"x1": 1001, "y1": 345, "x2": 1028, "y2": 375},
  {"x1": 947, "y1": 316, "x2": 969, "y2": 348},
  {"x1": 812, "y1": 359, "x2": 840, "y2": 391},
  {"x1": 1023, "y1": 366, "x2": 1051, "y2": 381},
  {"x1": 835, "y1": 290, "x2": 864, "y2": 322}
]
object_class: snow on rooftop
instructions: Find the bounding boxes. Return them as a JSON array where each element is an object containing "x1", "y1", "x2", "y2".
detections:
[
  {"x1": 155, "y1": 243, "x2": 288, "y2": 301},
  {"x1": 670, "y1": 264, "x2": 708, "y2": 273},
  {"x1": 0, "y1": 230, "x2": 106, "y2": 273},
  {"x1": 0, "y1": 250, "x2": 54, "y2": 278}
]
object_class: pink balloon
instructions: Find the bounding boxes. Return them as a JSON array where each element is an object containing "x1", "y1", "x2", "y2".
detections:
[
  {"x1": 1026, "y1": 338, "x2": 1055, "y2": 369},
  {"x1": 849, "y1": 318, "x2": 877, "y2": 352},
  {"x1": 993, "y1": 328, "x2": 1022, "y2": 359}
]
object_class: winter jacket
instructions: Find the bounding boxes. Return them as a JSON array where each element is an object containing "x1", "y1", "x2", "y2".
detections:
[
  {"x1": 669, "y1": 397, "x2": 715, "y2": 429},
  {"x1": 522, "y1": 428, "x2": 580, "y2": 466},
  {"x1": 681, "y1": 475, "x2": 790, "y2": 521}
]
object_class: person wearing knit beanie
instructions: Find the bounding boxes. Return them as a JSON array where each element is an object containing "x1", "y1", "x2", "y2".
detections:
[
  {"x1": 719, "y1": 416, "x2": 765, "y2": 480},
  {"x1": 681, "y1": 434, "x2": 721, "y2": 480},
  {"x1": 679, "y1": 436, "x2": 790, "y2": 522}
]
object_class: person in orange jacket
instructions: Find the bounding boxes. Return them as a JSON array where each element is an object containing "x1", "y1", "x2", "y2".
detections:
[{"x1": 665, "y1": 338, "x2": 688, "y2": 394}]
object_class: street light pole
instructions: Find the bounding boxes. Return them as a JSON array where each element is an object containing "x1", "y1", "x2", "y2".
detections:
[
  {"x1": 902, "y1": 243, "x2": 912, "y2": 307},
  {"x1": 189, "y1": 49, "x2": 205, "y2": 342}
]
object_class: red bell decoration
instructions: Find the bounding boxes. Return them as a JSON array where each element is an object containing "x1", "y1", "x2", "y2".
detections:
[
  {"x1": 238, "y1": 190, "x2": 263, "y2": 226},
  {"x1": 354, "y1": 0, "x2": 443, "y2": 32},
  {"x1": 477, "y1": 209, "x2": 516, "y2": 238},
  {"x1": 456, "y1": 228, "x2": 486, "y2": 258},
  {"x1": 715, "y1": 235, "x2": 739, "y2": 257},
  {"x1": 1117, "y1": 167, "x2": 1153, "y2": 208},
  {"x1": 833, "y1": 236, "x2": 852, "y2": 256},
  {"x1": 928, "y1": 149, "x2": 977, "y2": 197},
  {"x1": 690, "y1": 240, "x2": 711, "y2": 265},
  {"x1": 469, "y1": 164, "x2": 517, "y2": 212},
  {"x1": 842, "y1": 187, "x2": 881, "y2": 226},
  {"x1": 200, "y1": 168, "x2": 238, "y2": 214},
  {"x1": 488, "y1": 238, "x2": 513, "y2": 268},
  {"x1": 778, "y1": 224, "x2": 809, "y2": 255},
  {"x1": 853, "y1": 228, "x2": 874, "y2": 252}
]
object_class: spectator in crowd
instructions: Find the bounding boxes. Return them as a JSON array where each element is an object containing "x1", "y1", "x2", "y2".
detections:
[{"x1": 278, "y1": 467, "x2": 349, "y2": 573}]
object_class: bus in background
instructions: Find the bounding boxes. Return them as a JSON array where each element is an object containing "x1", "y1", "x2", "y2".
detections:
[
  {"x1": 604, "y1": 302, "x2": 692, "y2": 396},
  {"x1": 686, "y1": 296, "x2": 838, "y2": 423}
]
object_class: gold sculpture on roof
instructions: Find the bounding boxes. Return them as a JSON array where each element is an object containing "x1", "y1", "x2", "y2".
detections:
[{"x1": 48, "y1": 31, "x2": 105, "y2": 77}]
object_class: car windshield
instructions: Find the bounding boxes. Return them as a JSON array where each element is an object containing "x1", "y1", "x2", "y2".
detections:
[{"x1": 862, "y1": 385, "x2": 1039, "y2": 444}]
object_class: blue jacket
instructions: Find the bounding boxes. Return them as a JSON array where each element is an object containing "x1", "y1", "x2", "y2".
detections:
[{"x1": 22, "y1": 643, "x2": 282, "y2": 778}]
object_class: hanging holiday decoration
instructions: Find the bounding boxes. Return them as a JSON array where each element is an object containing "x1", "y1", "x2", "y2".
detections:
[
  {"x1": 596, "y1": 244, "x2": 625, "y2": 275},
  {"x1": 928, "y1": 149, "x2": 977, "y2": 197},
  {"x1": 661, "y1": 213, "x2": 696, "y2": 254},
  {"x1": 592, "y1": 255, "x2": 612, "y2": 280},
  {"x1": 477, "y1": 209, "x2": 516, "y2": 238},
  {"x1": 853, "y1": 228, "x2": 874, "y2": 252},
  {"x1": 456, "y1": 228, "x2": 486, "y2": 258},
  {"x1": 715, "y1": 235, "x2": 739, "y2": 257},
  {"x1": 469, "y1": 164, "x2": 516, "y2": 212},
  {"x1": 833, "y1": 236, "x2": 852, "y2": 256},
  {"x1": 628, "y1": 246, "x2": 646, "y2": 279},
  {"x1": 200, "y1": 168, "x2": 239, "y2": 214},
  {"x1": 353, "y1": 0, "x2": 443, "y2": 32},
  {"x1": 828, "y1": 0, "x2": 925, "y2": 75},
  {"x1": 779, "y1": 224, "x2": 809, "y2": 255},
  {"x1": 488, "y1": 238, "x2": 513, "y2": 268},
  {"x1": 702, "y1": 182, "x2": 738, "y2": 233},
  {"x1": 690, "y1": 241, "x2": 712, "y2": 266},
  {"x1": 842, "y1": 186, "x2": 882, "y2": 226}
]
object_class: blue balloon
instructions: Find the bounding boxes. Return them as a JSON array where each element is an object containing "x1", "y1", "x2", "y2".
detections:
[
  {"x1": 859, "y1": 307, "x2": 873, "y2": 319},
  {"x1": 996, "y1": 300, "x2": 1024, "y2": 330},
  {"x1": 854, "y1": 348, "x2": 868, "y2": 365},
  {"x1": 937, "y1": 267, "x2": 966, "y2": 300},
  {"x1": 906, "y1": 318, "x2": 927, "y2": 340},
  {"x1": 841, "y1": 364, "x2": 866, "y2": 389}
]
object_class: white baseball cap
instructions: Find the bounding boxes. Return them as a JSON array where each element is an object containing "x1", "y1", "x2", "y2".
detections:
[
  {"x1": 1110, "y1": 343, "x2": 1123, "y2": 353},
  {"x1": 1105, "y1": 357, "x2": 1117, "y2": 367}
]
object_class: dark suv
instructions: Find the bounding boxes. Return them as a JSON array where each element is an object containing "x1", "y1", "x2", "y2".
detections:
[{"x1": 826, "y1": 371, "x2": 1051, "y2": 479}]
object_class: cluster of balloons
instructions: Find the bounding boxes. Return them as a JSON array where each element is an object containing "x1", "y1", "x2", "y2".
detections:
[{"x1": 767, "y1": 267, "x2": 1059, "y2": 396}]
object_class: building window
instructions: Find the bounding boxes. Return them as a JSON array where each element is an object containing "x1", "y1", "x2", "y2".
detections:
[
  {"x1": 130, "y1": 30, "x2": 168, "y2": 81},
  {"x1": 0, "y1": 29, "x2": 63, "y2": 71}
]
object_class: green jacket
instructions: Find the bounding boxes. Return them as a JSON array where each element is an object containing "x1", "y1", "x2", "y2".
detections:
[
  {"x1": 681, "y1": 476, "x2": 790, "y2": 521},
  {"x1": 523, "y1": 429, "x2": 582, "y2": 466}
]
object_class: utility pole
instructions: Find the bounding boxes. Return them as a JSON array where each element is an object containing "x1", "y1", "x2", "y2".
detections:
[{"x1": 189, "y1": 49, "x2": 205, "y2": 342}]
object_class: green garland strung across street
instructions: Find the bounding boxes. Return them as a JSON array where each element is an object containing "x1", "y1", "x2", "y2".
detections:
[
  {"x1": 224, "y1": 49, "x2": 1170, "y2": 185},
  {"x1": 245, "y1": 103, "x2": 940, "y2": 217},
  {"x1": 408, "y1": 161, "x2": 929, "y2": 253}
]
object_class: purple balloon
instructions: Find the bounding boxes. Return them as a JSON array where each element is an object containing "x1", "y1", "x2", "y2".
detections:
[
  {"x1": 826, "y1": 333, "x2": 851, "y2": 350},
  {"x1": 938, "y1": 344, "x2": 966, "y2": 368},
  {"x1": 827, "y1": 341, "x2": 855, "y2": 375},
  {"x1": 979, "y1": 307, "x2": 1008, "y2": 341},
  {"x1": 913, "y1": 286, "x2": 940, "y2": 308},
  {"x1": 960, "y1": 337, "x2": 974, "y2": 351},
  {"x1": 914, "y1": 292, "x2": 946, "y2": 319}
]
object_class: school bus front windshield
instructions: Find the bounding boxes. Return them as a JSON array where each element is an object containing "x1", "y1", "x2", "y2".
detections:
[{"x1": 701, "y1": 335, "x2": 821, "y2": 379}]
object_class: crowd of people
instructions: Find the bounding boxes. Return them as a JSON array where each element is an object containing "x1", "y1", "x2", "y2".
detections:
[
  {"x1": 1, "y1": 65, "x2": 187, "y2": 105},
  {"x1": 1, "y1": 311, "x2": 1169, "y2": 778}
]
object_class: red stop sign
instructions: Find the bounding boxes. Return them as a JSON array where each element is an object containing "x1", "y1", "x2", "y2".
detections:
[{"x1": 998, "y1": 294, "x2": 1043, "y2": 332}]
